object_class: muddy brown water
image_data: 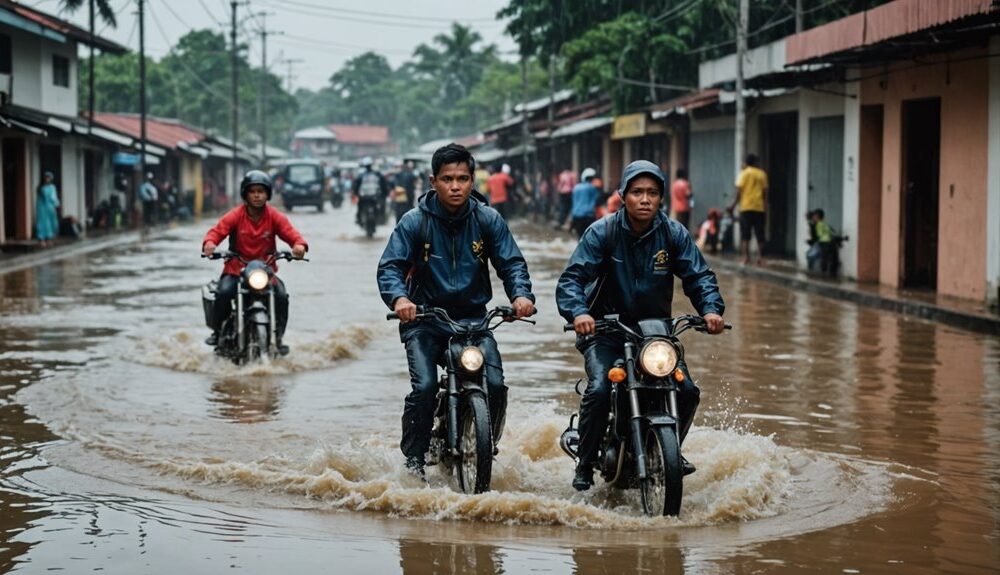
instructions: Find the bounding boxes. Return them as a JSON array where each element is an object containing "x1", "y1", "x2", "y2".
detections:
[{"x1": 1, "y1": 208, "x2": 998, "y2": 574}]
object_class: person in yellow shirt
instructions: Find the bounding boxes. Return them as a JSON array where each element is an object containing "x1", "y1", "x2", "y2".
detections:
[{"x1": 730, "y1": 153, "x2": 768, "y2": 265}]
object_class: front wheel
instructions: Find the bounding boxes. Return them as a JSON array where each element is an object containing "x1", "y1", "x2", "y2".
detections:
[
  {"x1": 247, "y1": 322, "x2": 269, "y2": 363},
  {"x1": 640, "y1": 425, "x2": 683, "y2": 517},
  {"x1": 364, "y1": 212, "x2": 376, "y2": 238},
  {"x1": 456, "y1": 392, "x2": 493, "y2": 494}
]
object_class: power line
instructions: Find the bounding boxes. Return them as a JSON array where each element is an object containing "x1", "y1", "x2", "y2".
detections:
[
  {"x1": 254, "y1": 0, "x2": 503, "y2": 30},
  {"x1": 275, "y1": 33, "x2": 413, "y2": 56},
  {"x1": 259, "y1": 0, "x2": 497, "y2": 24},
  {"x1": 196, "y1": 0, "x2": 224, "y2": 26}
]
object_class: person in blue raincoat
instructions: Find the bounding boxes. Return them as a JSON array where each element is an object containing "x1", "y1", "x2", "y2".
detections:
[
  {"x1": 376, "y1": 143, "x2": 536, "y2": 477},
  {"x1": 556, "y1": 160, "x2": 726, "y2": 491},
  {"x1": 35, "y1": 171, "x2": 60, "y2": 247}
]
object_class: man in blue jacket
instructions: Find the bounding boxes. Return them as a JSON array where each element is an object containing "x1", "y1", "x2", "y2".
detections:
[
  {"x1": 377, "y1": 143, "x2": 536, "y2": 476},
  {"x1": 556, "y1": 160, "x2": 726, "y2": 491}
]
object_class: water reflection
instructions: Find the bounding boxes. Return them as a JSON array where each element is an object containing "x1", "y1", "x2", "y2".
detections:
[
  {"x1": 572, "y1": 544, "x2": 684, "y2": 575},
  {"x1": 398, "y1": 538, "x2": 504, "y2": 575},
  {"x1": 209, "y1": 377, "x2": 285, "y2": 423}
]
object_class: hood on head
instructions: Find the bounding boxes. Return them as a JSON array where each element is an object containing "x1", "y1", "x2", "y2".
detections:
[{"x1": 618, "y1": 160, "x2": 666, "y2": 196}]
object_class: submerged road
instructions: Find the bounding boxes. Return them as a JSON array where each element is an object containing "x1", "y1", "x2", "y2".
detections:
[{"x1": 1, "y1": 205, "x2": 998, "y2": 573}]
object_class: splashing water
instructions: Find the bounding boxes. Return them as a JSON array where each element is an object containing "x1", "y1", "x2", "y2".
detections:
[{"x1": 132, "y1": 325, "x2": 375, "y2": 375}]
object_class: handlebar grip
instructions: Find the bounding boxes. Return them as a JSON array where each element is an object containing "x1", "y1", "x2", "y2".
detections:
[
  {"x1": 563, "y1": 323, "x2": 575, "y2": 332},
  {"x1": 725, "y1": 323, "x2": 733, "y2": 330},
  {"x1": 386, "y1": 312, "x2": 400, "y2": 320}
]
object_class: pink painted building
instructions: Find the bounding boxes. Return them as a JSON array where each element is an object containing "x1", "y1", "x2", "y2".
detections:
[{"x1": 787, "y1": 0, "x2": 1000, "y2": 305}]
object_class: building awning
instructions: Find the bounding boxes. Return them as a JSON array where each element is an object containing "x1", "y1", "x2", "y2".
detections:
[
  {"x1": 786, "y1": 0, "x2": 998, "y2": 65},
  {"x1": 0, "y1": 0, "x2": 128, "y2": 53},
  {"x1": 648, "y1": 89, "x2": 721, "y2": 120},
  {"x1": 537, "y1": 116, "x2": 613, "y2": 139}
]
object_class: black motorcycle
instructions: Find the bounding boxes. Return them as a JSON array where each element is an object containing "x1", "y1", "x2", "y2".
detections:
[
  {"x1": 387, "y1": 306, "x2": 535, "y2": 493},
  {"x1": 201, "y1": 250, "x2": 307, "y2": 365},
  {"x1": 357, "y1": 196, "x2": 384, "y2": 239},
  {"x1": 560, "y1": 314, "x2": 731, "y2": 516}
]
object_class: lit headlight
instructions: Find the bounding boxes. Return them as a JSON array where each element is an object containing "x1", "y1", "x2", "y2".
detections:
[
  {"x1": 459, "y1": 347, "x2": 485, "y2": 372},
  {"x1": 639, "y1": 340, "x2": 678, "y2": 378},
  {"x1": 247, "y1": 269, "x2": 270, "y2": 291}
]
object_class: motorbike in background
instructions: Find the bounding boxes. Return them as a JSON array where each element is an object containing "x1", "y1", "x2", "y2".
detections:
[
  {"x1": 560, "y1": 314, "x2": 731, "y2": 516},
  {"x1": 202, "y1": 250, "x2": 307, "y2": 365},
  {"x1": 387, "y1": 306, "x2": 535, "y2": 493}
]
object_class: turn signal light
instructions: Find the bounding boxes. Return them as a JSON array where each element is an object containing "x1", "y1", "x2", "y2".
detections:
[
  {"x1": 608, "y1": 367, "x2": 627, "y2": 383},
  {"x1": 673, "y1": 370, "x2": 685, "y2": 382}
]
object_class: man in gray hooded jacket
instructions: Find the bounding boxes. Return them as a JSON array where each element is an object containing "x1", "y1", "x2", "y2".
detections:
[{"x1": 556, "y1": 160, "x2": 726, "y2": 491}]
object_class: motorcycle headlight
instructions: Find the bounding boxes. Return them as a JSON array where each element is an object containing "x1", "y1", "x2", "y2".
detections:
[
  {"x1": 247, "y1": 269, "x2": 270, "y2": 291},
  {"x1": 638, "y1": 340, "x2": 678, "y2": 378},
  {"x1": 459, "y1": 347, "x2": 485, "y2": 373}
]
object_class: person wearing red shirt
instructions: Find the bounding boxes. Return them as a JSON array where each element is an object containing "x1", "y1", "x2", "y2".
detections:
[
  {"x1": 670, "y1": 168, "x2": 693, "y2": 230},
  {"x1": 486, "y1": 164, "x2": 514, "y2": 219},
  {"x1": 202, "y1": 170, "x2": 308, "y2": 353}
]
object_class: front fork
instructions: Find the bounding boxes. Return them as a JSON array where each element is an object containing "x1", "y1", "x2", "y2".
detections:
[
  {"x1": 269, "y1": 290, "x2": 277, "y2": 353},
  {"x1": 236, "y1": 290, "x2": 245, "y2": 351},
  {"x1": 624, "y1": 343, "x2": 648, "y2": 480},
  {"x1": 445, "y1": 356, "x2": 461, "y2": 456}
]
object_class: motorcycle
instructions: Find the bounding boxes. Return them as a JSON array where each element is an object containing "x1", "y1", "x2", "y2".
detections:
[
  {"x1": 201, "y1": 250, "x2": 308, "y2": 365},
  {"x1": 356, "y1": 189, "x2": 386, "y2": 239},
  {"x1": 387, "y1": 305, "x2": 535, "y2": 493},
  {"x1": 559, "y1": 314, "x2": 731, "y2": 516},
  {"x1": 331, "y1": 185, "x2": 344, "y2": 209}
]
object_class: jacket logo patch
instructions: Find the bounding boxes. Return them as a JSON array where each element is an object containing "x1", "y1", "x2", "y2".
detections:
[
  {"x1": 472, "y1": 239, "x2": 485, "y2": 258},
  {"x1": 653, "y1": 249, "x2": 669, "y2": 272}
]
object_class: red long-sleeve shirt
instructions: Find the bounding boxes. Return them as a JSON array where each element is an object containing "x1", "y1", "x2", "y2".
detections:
[{"x1": 203, "y1": 205, "x2": 308, "y2": 277}]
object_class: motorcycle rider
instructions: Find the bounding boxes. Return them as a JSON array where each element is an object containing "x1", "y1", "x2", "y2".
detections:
[
  {"x1": 377, "y1": 143, "x2": 536, "y2": 476},
  {"x1": 202, "y1": 170, "x2": 308, "y2": 355},
  {"x1": 555, "y1": 160, "x2": 725, "y2": 491},
  {"x1": 353, "y1": 156, "x2": 389, "y2": 226}
]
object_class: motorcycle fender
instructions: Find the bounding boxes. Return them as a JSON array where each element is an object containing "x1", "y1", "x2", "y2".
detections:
[
  {"x1": 245, "y1": 302, "x2": 269, "y2": 326},
  {"x1": 460, "y1": 381, "x2": 487, "y2": 396},
  {"x1": 644, "y1": 413, "x2": 679, "y2": 430}
]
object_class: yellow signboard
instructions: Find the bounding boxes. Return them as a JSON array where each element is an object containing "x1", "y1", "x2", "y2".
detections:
[{"x1": 612, "y1": 113, "x2": 647, "y2": 140}]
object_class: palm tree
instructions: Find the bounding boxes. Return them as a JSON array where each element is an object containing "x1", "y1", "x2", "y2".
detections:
[{"x1": 59, "y1": 0, "x2": 117, "y2": 126}]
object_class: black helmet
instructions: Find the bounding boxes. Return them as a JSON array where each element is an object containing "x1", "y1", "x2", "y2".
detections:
[{"x1": 240, "y1": 170, "x2": 273, "y2": 201}]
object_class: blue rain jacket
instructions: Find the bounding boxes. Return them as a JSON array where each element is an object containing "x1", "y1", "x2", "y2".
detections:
[
  {"x1": 378, "y1": 189, "x2": 535, "y2": 323},
  {"x1": 556, "y1": 161, "x2": 724, "y2": 324}
]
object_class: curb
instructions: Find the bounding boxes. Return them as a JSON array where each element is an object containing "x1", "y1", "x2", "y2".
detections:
[{"x1": 710, "y1": 257, "x2": 1000, "y2": 336}]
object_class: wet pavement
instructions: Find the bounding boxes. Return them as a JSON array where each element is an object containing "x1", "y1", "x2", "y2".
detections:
[{"x1": 1, "y1": 205, "x2": 998, "y2": 573}]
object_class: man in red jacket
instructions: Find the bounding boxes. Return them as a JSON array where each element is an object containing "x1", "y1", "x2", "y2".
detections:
[{"x1": 202, "y1": 170, "x2": 308, "y2": 354}]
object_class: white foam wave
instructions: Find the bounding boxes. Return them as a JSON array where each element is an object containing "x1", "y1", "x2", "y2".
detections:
[{"x1": 131, "y1": 325, "x2": 375, "y2": 375}]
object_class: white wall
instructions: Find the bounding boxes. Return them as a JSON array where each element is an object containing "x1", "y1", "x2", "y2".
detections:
[
  {"x1": 9, "y1": 27, "x2": 43, "y2": 109},
  {"x1": 988, "y1": 37, "x2": 1000, "y2": 306},
  {"x1": 60, "y1": 136, "x2": 83, "y2": 220},
  {"x1": 40, "y1": 40, "x2": 78, "y2": 117}
]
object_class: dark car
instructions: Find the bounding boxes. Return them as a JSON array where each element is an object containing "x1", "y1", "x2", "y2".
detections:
[{"x1": 277, "y1": 162, "x2": 326, "y2": 212}]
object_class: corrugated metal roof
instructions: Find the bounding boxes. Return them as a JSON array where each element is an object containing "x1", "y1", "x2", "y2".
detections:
[
  {"x1": 787, "y1": 0, "x2": 995, "y2": 65},
  {"x1": 328, "y1": 124, "x2": 390, "y2": 145},
  {"x1": 0, "y1": 0, "x2": 128, "y2": 54},
  {"x1": 93, "y1": 114, "x2": 205, "y2": 151}
]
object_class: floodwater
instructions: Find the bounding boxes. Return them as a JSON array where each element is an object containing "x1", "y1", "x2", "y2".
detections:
[{"x1": 1, "y1": 206, "x2": 998, "y2": 574}]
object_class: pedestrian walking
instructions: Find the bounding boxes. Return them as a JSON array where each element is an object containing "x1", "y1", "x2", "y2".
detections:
[
  {"x1": 139, "y1": 172, "x2": 159, "y2": 227},
  {"x1": 554, "y1": 168, "x2": 577, "y2": 229},
  {"x1": 730, "y1": 153, "x2": 768, "y2": 265},
  {"x1": 35, "y1": 171, "x2": 60, "y2": 248},
  {"x1": 487, "y1": 164, "x2": 514, "y2": 219},
  {"x1": 569, "y1": 168, "x2": 599, "y2": 237},
  {"x1": 670, "y1": 168, "x2": 693, "y2": 230}
]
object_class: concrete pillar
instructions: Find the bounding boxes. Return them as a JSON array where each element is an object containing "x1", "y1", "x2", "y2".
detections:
[
  {"x1": 841, "y1": 75, "x2": 861, "y2": 280},
  {"x1": 571, "y1": 140, "x2": 580, "y2": 176},
  {"x1": 988, "y1": 36, "x2": 1000, "y2": 306},
  {"x1": 796, "y1": 93, "x2": 811, "y2": 267}
]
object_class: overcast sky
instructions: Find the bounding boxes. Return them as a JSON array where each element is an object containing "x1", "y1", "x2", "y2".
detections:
[{"x1": 28, "y1": 0, "x2": 518, "y2": 92}]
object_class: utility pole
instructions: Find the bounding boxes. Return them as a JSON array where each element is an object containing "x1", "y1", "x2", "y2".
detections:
[
  {"x1": 796, "y1": 0, "x2": 803, "y2": 33},
  {"x1": 88, "y1": 0, "x2": 94, "y2": 132},
  {"x1": 282, "y1": 58, "x2": 303, "y2": 93},
  {"x1": 257, "y1": 13, "x2": 268, "y2": 165},
  {"x1": 520, "y1": 52, "x2": 530, "y2": 195},
  {"x1": 735, "y1": 0, "x2": 748, "y2": 181},
  {"x1": 231, "y1": 0, "x2": 239, "y2": 195},
  {"x1": 139, "y1": 0, "x2": 147, "y2": 221}
]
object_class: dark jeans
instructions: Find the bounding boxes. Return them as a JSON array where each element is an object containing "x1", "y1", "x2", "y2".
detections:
[
  {"x1": 557, "y1": 193, "x2": 573, "y2": 225},
  {"x1": 142, "y1": 200, "x2": 157, "y2": 226},
  {"x1": 211, "y1": 274, "x2": 290, "y2": 339},
  {"x1": 675, "y1": 211, "x2": 691, "y2": 231},
  {"x1": 739, "y1": 210, "x2": 766, "y2": 247},
  {"x1": 571, "y1": 215, "x2": 595, "y2": 237},
  {"x1": 400, "y1": 323, "x2": 507, "y2": 463},
  {"x1": 576, "y1": 334, "x2": 700, "y2": 471}
]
